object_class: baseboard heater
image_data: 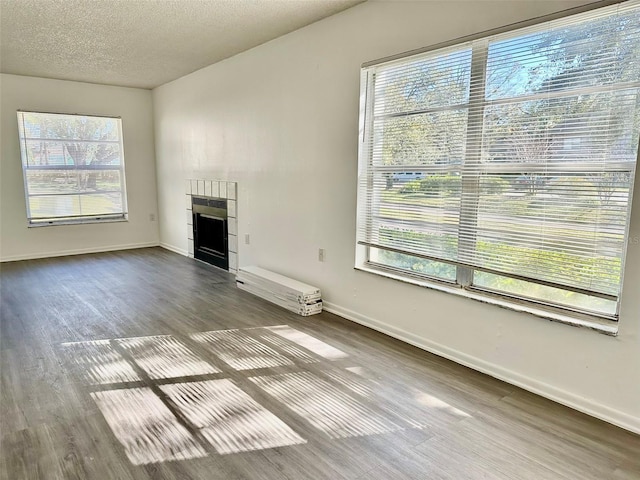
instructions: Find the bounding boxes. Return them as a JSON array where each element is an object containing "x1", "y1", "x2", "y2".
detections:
[{"x1": 236, "y1": 266, "x2": 322, "y2": 316}]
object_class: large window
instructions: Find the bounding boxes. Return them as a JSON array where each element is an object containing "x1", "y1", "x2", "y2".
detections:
[
  {"x1": 17, "y1": 111, "x2": 128, "y2": 226},
  {"x1": 356, "y1": 1, "x2": 640, "y2": 321}
]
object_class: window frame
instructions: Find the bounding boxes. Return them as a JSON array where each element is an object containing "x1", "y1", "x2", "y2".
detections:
[
  {"x1": 355, "y1": 0, "x2": 639, "y2": 326},
  {"x1": 17, "y1": 110, "x2": 129, "y2": 227}
]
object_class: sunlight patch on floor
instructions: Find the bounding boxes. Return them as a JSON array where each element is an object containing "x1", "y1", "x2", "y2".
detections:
[
  {"x1": 190, "y1": 329, "x2": 294, "y2": 371},
  {"x1": 117, "y1": 335, "x2": 220, "y2": 379},
  {"x1": 161, "y1": 379, "x2": 306, "y2": 454},
  {"x1": 91, "y1": 388, "x2": 207, "y2": 465},
  {"x1": 63, "y1": 340, "x2": 140, "y2": 385},
  {"x1": 266, "y1": 325, "x2": 348, "y2": 360},
  {"x1": 323, "y1": 367, "x2": 372, "y2": 397},
  {"x1": 250, "y1": 371, "x2": 399, "y2": 439},
  {"x1": 414, "y1": 390, "x2": 471, "y2": 419},
  {"x1": 248, "y1": 327, "x2": 318, "y2": 363},
  {"x1": 65, "y1": 325, "x2": 470, "y2": 466}
]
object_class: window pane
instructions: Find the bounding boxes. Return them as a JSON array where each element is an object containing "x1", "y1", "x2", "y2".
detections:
[
  {"x1": 94, "y1": 171, "x2": 123, "y2": 192},
  {"x1": 26, "y1": 169, "x2": 123, "y2": 195},
  {"x1": 29, "y1": 194, "x2": 82, "y2": 219},
  {"x1": 78, "y1": 193, "x2": 124, "y2": 216},
  {"x1": 483, "y1": 90, "x2": 640, "y2": 166},
  {"x1": 369, "y1": 247, "x2": 457, "y2": 282},
  {"x1": 469, "y1": 172, "x2": 628, "y2": 296},
  {"x1": 20, "y1": 112, "x2": 120, "y2": 142},
  {"x1": 77, "y1": 170, "x2": 123, "y2": 194},
  {"x1": 486, "y1": 6, "x2": 640, "y2": 100},
  {"x1": 374, "y1": 48, "x2": 472, "y2": 115},
  {"x1": 20, "y1": 140, "x2": 72, "y2": 167},
  {"x1": 366, "y1": 171, "x2": 461, "y2": 262},
  {"x1": 19, "y1": 139, "x2": 123, "y2": 167},
  {"x1": 26, "y1": 170, "x2": 79, "y2": 195},
  {"x1": 28, "y1": 193, "x2": 123, "y2": 220},
  {"x1": 372, "y1": 110, "x2": 468, "y2": 166},
  {"x1": 473, "y1": 271, "x2": 617, "y2": 316},
  {"x1": 17, "y1": 111, "x2": 127, "y2": 224}
]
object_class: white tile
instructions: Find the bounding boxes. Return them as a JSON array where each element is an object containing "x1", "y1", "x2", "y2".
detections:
[
  {"x1": 228, "y1": 234, "x2": 237, "y2": 254},
  {"x1": 228, "y1": 219, "x2": 237, "y2": 236},
  {"x1": 187, "y1": 210, "x2": 193, "y2": 225},
  {"x1": 197, "y1": 180, "x2": 205, "y2": 196},
  {"x1": 188, "y1": 240, "x2": 194, "y2": 255},
  {"x1": 190, "y1": 179, "x2": 198, "y2": 195},
  {"x1": 204, "y1": 181, "x2": 212, "y2": 197},
  {"x1": 228, "y1": 200, "x2": 237, "y2": 218},
  {"x1": 227, "y1": 182, "x2": 237, "y2": 200},
  {"x1": 211, "y1": 181, "x2": 219, "y2": 198},
  {"x1": 185, "y1": 179, "x2": 192, "y2": 194},
  {"x1": 219, "y1": 182, "x2": 227, "y2": 199},
  {"x1": 186, "y1": 194, "x2": 192, "y2": 209},
  {"x1": 188, "y1": 253, "x2": 194, "y2": 258},
  {"x1": 229, "y1": 252, "x2": 237, "y2": 271}
]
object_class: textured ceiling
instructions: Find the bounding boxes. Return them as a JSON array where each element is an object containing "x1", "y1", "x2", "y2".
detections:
[{"x1": 0, "y1": 0, "x2": 363, "y2": 89}]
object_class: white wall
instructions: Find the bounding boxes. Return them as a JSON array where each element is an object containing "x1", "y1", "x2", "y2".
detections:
[
  {"x1": 153, "y1": 0, "x2": 640, "y2": 433},
  {"x1": 0, "y1": 74, "x2": 159, "y2": 261}
]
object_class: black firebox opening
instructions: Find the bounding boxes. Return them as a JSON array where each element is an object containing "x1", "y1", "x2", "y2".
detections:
[{"x1": 192, "y1": 196, "x2": 229, "y2": 270}]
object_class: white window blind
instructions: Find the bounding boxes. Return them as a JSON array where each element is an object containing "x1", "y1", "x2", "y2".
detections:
[
  {"x1": 17, "y1": 111, "x2": 128, "y2": 226},
  {"x1": 356, "y1": 1, "x2": 640, "y2": 319}
]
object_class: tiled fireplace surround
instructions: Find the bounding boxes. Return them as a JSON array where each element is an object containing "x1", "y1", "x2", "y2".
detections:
[{"x1": 185, "y1": 179, "x2": 238, "y2": 274}]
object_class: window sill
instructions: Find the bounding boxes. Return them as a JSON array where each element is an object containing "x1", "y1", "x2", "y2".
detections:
[
  {"x1": 355, "y1": 264, "x2": 618, "y2": 336},
  {"x1": 28, "y1": 217, "x2": 128, "y2": 228}
]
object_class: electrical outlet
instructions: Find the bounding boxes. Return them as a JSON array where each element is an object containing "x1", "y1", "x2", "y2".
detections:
[
  {"x1": 318, "y1": 248, "x2": 325, "y2": 262},
  {"x1": 149, "y1": 213, "x2": 156, "y2": 221},
  {"x1": 245, "y1": 234, "x2": 250, "y2": 245}
]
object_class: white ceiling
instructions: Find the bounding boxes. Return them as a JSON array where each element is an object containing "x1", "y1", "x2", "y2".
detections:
[{"x1": 0, "y1": 0, "x2": 363, "y2": 89}]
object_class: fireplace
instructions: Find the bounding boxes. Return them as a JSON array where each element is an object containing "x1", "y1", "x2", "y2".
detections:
[
  {"x1": 192, "y1": 196, "x2": 228, "y2": 270},
  {"x1": 186, "y1": 180, "x2": 237, "y2": 273}
]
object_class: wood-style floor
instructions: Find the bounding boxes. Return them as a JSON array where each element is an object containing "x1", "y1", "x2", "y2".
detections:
[{"x1": 1, "y1": 247, "x2": 638, "y2": 480}]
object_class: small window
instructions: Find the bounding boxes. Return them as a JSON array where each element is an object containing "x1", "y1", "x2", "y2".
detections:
[
  {"x1": 17, "y1": 111, "x2": 128, "y2": 226},
  {"x1": 356, "y1": 1, "x2": 640, "y2": 322}
]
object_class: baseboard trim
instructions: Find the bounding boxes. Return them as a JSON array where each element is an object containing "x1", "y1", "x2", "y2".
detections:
[
  {"x1": 0, "y1": 242, "x2": 160, "y2": 263},
  {"x1": 322, "y1": 301, "x2": 640, "y2": 435},
  {"x1": 159, "y1": 242, "x2": 188, "y2": 257}
]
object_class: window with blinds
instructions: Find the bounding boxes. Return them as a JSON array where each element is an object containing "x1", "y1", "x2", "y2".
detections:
[
  {"x1": 356, "y1": 1, "x2": 640, "y2": 320},
  {"x1": 17, "y1": 111, "x2": 128, "y2": 226}
]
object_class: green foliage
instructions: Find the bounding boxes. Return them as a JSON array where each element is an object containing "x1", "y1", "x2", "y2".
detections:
[
  {"x1": 399, "y1": 180, "x2": 422, "y2": 194},
  {"x1": 378, "y1": 249, "x2": 457, "y2": 280},
  {"x1": 419, "y1": 174, "x2": 460, "y2": 196},
  {"x1": 376, "y1": 228, "x2": 458, "y2": 280},
  {"x1": 475, "y1": 240, "x2": 621, "y2": 296},
  {"x1": 374, "y1": 227, "x2": 622, "y2": 307},
  {"x1": 480, "y1": 177, "x2": 509, "y2": 195}
]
